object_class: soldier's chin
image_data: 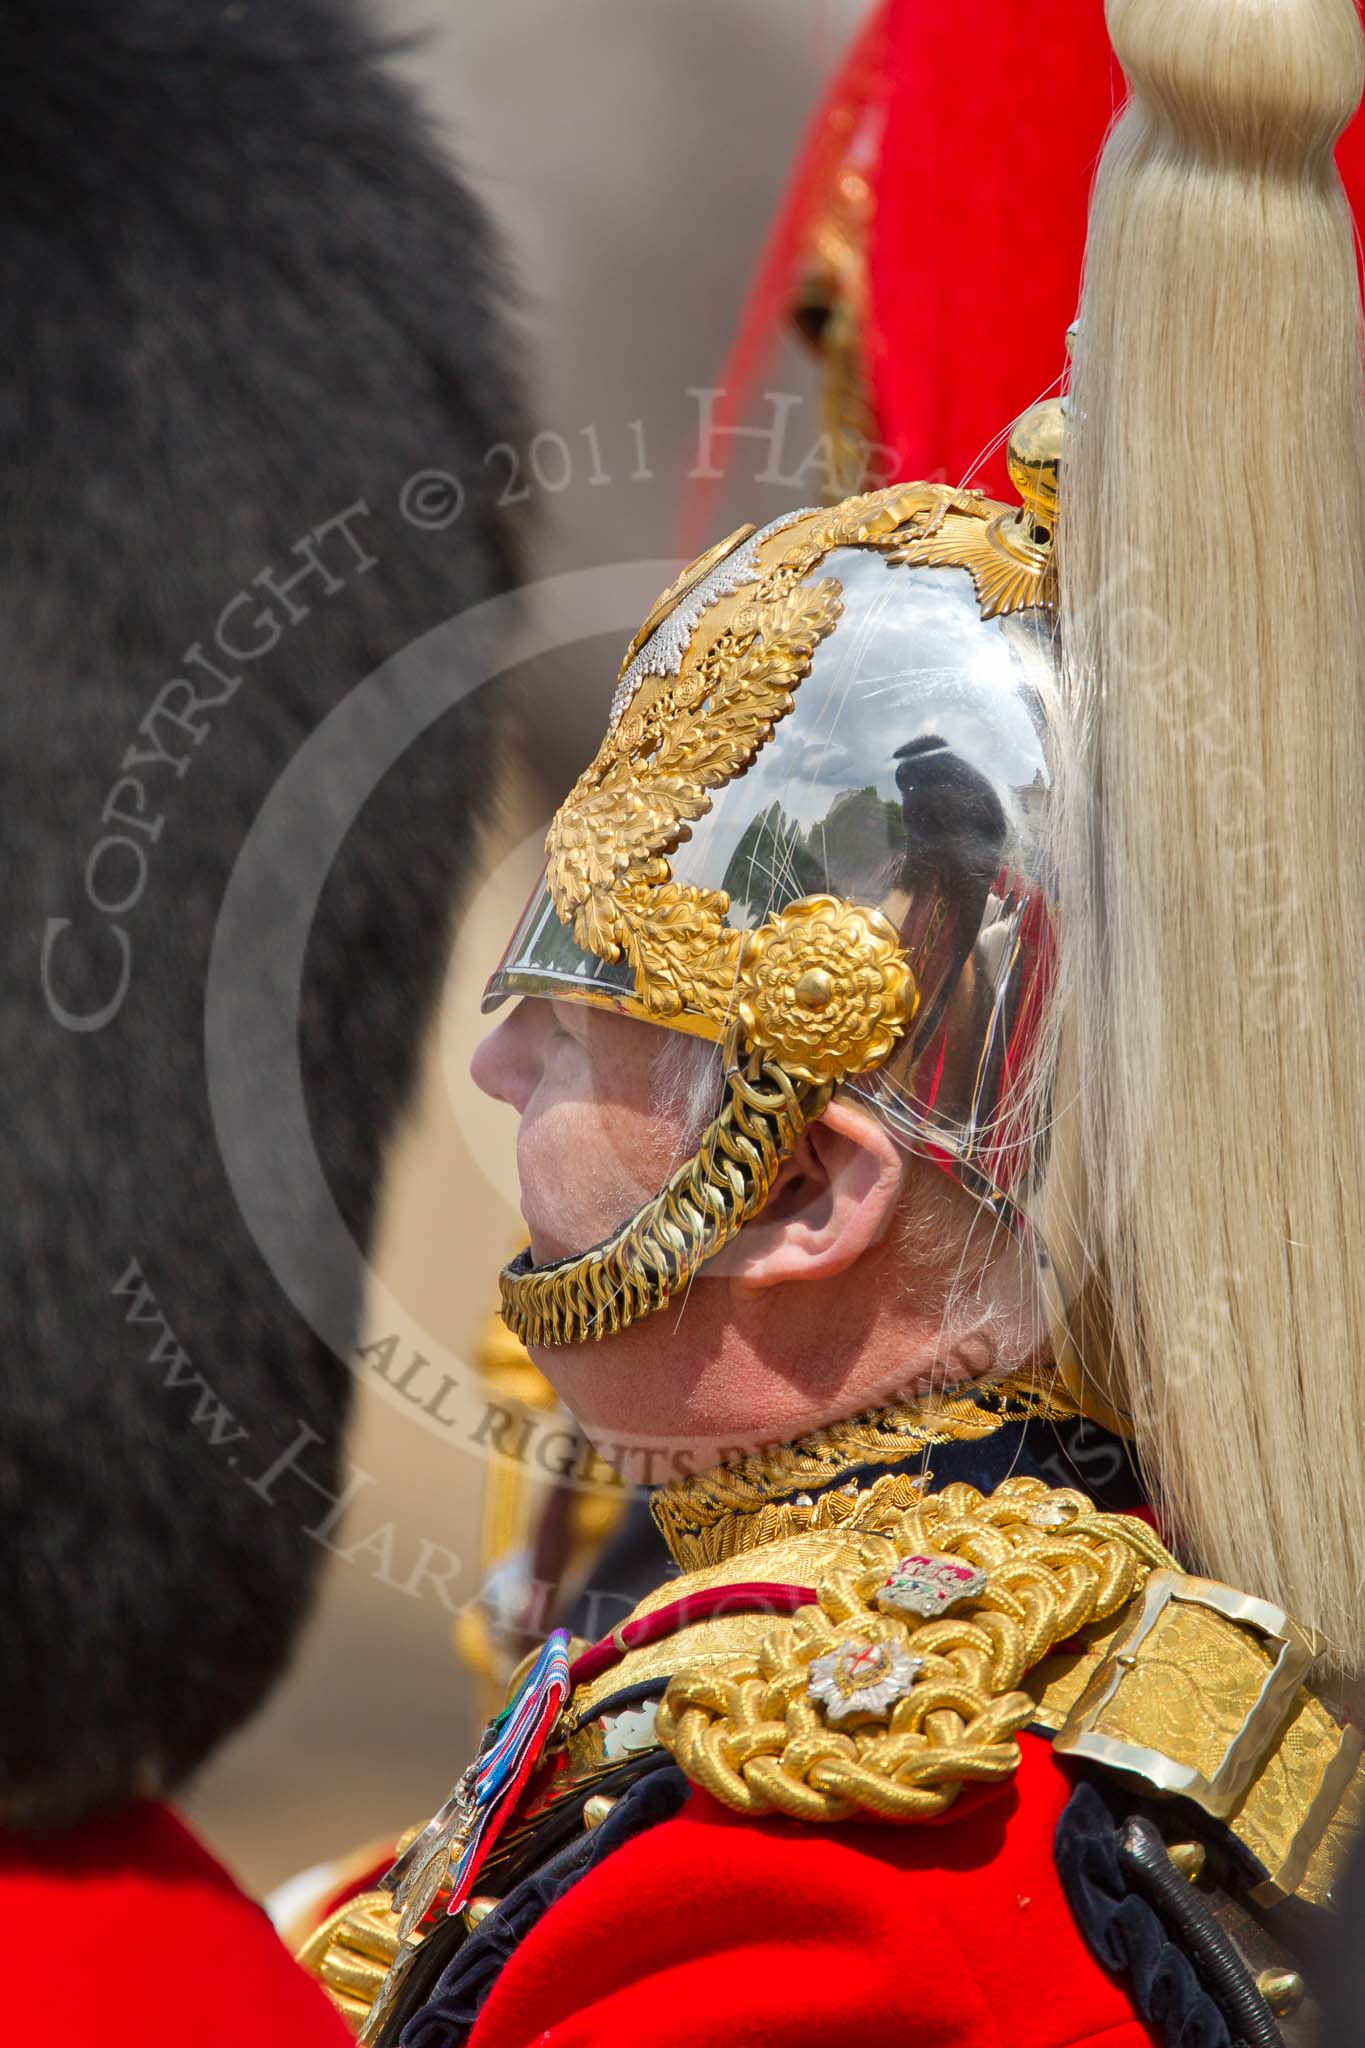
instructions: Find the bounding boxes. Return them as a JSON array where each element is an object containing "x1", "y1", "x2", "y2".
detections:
[
  {"x1": 521, "y1": 1190, "x2": 650, "y2": 1271},
  {"x1": 522, "y1": 1214, "x2": 594, "y2": 1270},
  {"x1": 517, "y1": 1189, "x2": 569, "y2": 1266}
]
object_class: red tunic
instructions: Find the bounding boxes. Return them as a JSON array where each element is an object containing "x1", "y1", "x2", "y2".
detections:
[
  {"x1": 465, "y1": 1737, "x2": 1155, "y2": 2048},
  {"x1": 0, "y1": 1801, "x2": 352, "y2": 2048},
  {"x1": 706, "y1": 0, "x2": 1365, "y2": 510}
]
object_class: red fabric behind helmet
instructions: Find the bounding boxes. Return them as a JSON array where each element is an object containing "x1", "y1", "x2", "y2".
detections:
[{"x1": 707, "y1": 0, "x2": 1365, "y2": 511}]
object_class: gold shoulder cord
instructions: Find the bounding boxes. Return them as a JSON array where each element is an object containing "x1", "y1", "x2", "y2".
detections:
[
  {"x1": 657, "y1": 1475, "x2": 1165, "y2": 1824},
  {"x1": 299, "y1": 1477, "x2": 1365, "y2": 2038},
  {"x1": 654, "y1": 1473, "x2": 1365, "y2": 1911}
]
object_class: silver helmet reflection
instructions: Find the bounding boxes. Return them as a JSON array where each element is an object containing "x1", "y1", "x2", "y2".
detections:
[{"x1": 484, "y1": 405, "x2": 1064, "y2": 1347}]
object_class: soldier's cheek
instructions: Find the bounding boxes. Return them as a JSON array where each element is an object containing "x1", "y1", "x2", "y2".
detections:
[{"x1": 513, "y1": 1088, "x2": 607, "y2": 1261}]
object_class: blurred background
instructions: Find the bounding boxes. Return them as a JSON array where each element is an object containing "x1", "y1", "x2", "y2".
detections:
[{"x1": 186, "y1": 0, "x2": 872, "y2": 1896}]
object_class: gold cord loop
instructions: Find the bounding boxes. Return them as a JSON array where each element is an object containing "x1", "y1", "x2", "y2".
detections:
[{"x1": 655, "y1": 1476, "x2": 1167, "y2": 1825}]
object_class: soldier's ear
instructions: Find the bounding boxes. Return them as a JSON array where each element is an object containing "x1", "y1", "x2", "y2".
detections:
[{"x1": 727, "y1": 1098, "x2": 905, "y2": 1294}]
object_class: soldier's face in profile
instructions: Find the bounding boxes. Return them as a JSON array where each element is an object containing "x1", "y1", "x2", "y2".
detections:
[
  {"x1": 471, "y1": 998, "x2": 692, "y2": 1267},
  {"x1": 471, "y1": 992, "x2": 946, "y2": 1462}
]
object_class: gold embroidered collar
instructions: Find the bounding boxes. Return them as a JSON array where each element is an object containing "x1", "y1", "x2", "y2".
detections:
[{"x1": 650, "y1": 1369, "x2": 1080, "y2": 1571}]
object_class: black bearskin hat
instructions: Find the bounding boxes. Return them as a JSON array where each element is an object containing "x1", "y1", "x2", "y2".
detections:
[{"x1": 0, "y1": 0, "x2": 525, "y2": 1825}]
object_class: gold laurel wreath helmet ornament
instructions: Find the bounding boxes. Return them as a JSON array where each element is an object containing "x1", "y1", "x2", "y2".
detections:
[{"x1": 485, "y1": 409, "x2": 1064, "y2": 1350}]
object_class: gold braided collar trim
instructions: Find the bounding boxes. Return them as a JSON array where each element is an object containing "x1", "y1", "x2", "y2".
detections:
[{"x1": 650, "y1": 1370, "x2": 1081, "y2": 1571}]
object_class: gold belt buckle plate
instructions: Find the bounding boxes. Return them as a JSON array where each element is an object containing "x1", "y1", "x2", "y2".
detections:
[{"x1": 1054, "y1": 1569, "x2": 1316, "y2": 1821}]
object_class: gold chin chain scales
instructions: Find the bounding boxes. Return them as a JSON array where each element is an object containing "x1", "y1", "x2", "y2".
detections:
[{"x1": 498, "y1": 1038, "x2": 833, "y2": 1348}]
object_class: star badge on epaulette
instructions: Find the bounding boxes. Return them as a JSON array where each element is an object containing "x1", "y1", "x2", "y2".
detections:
[{"x1": 807, "y1": 1638, "x2": 925, "y2": 1725}]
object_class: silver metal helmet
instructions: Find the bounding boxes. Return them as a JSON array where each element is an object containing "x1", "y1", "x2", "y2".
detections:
[{"x1": 485, "y1": 405, "x2": 1064, "y2": 1345}]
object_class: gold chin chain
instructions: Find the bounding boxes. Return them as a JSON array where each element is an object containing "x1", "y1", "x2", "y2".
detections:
[
  {"x1": 497, "y1": 1044, "x2": 833, "y2": 1350},
  {"x1": 651, "y1": 1370, "x2": 1082, "y2": 1571}
]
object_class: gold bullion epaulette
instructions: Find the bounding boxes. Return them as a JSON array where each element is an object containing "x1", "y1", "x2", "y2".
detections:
[
  {"x1": 654, "y1": 1475, "x2": 1365, "y2": 1909},
  {"x1": 296, "y1": 1885, "x2": 404, "y2": 2038}
]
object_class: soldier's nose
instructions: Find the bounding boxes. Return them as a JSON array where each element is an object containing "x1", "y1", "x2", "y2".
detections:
[{"x1": 470, "y1": 1000, "x2": 543, "y2": 1114}]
